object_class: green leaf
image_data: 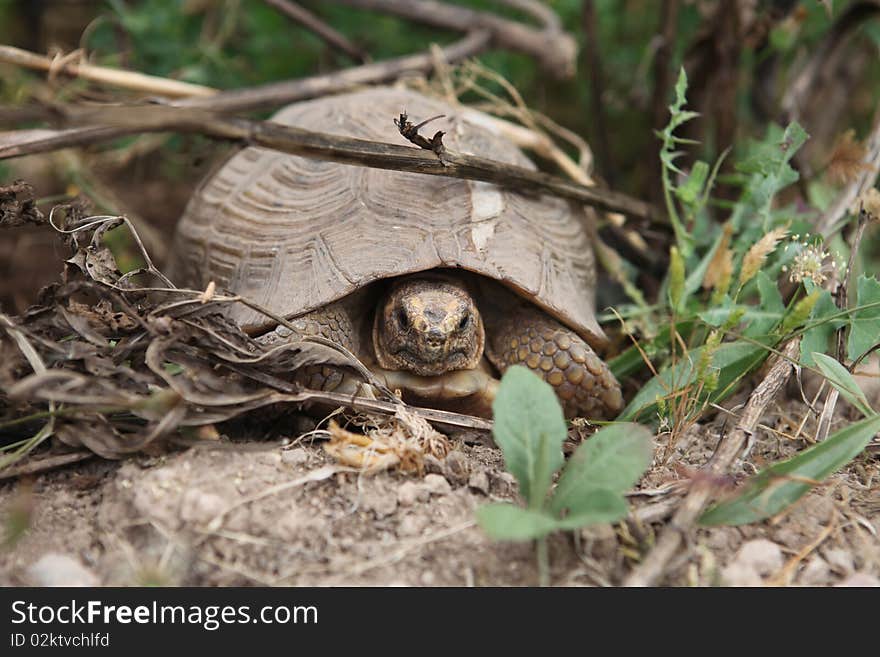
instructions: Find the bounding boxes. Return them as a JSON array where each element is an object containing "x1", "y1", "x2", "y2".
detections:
[
  {"x1": 491, "y1": 366, "x2": 567, "y2": 509},
  {"x1": 700, "y1": 414, "x2": 880, "y2": 525},
  {"x1": 550, "y1": 423, "x2": 653, "y2": 516},
  {"x1": 744, "y1": 272, "x2": 785, "y2": 337},
  {"x1": 553, "y1": 490, "x2": 630, "y2": 529},
  {"x1": 619, "y1": 340, "x2": 770, "y2": 422},
  {"x1": 847, "y1": 275, "x2": 880, "y2": 362},
  {"x1": 800, "y1": 287, "x2": 844, "y2": 367},
  {"x1": 675, "y1": 160, "x2": 709, "y2": 205},
  {"x1": 812, "y1": 353, "x2": 874, "y2": 417},
  {"x1": 476, "y1": 503, "x2": 558, "y2": 541}
]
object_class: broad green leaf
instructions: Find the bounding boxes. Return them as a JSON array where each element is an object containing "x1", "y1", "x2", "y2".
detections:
[
  {"x1": 699, "y1": 304, "x2": 781, "y2": 331},
  {"x1": 847, "y1": 275, "x2": 880, "y2": 362},
  {"x1": 812, "y1": 353, "x2": 874, "y2": 417},
  {"x1": 476, "y1": 503, "x2": 558, "y2": 541},
  {"x1": 619, "y1": 340, "x2": 769, "y2": 422},
  {"x1": 744, "y1": 272, "x2": 784, "y2": 337},
  {"x1": 491, "y1": 366, "x2": 566, "y2": 509},
  {"x1": 553, "y1": 490, "x2": 629, "y2": 529},
  {"x1": 550, "y1": 423, "x2": 653, "y2": 516},
  {"x1": 800, "y1": 287, "x2": 843, "y2": 367},
  {"x1": 700, "y1": 414, "x2": 880, "y2": 525}
]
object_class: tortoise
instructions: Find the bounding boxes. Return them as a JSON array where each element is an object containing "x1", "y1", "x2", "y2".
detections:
[{"x1": 168, "y1": 86, "x2": 622, "y2": 419}]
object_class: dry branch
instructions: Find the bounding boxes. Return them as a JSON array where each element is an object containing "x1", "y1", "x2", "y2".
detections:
[
  {"x1": 623, "y1": 338, "x2": 801, "y2": 586},
  {"x1": 0, "y1": 45, "x2": 217, "y2": 98},
  {"x1": 0, "y1": 104, "x2": 660, "y2": 222},
  {"x1": 328, "y1": 0, "x2": 577, "y2": 77},
  {"x1": 263, "y1": 0, "x2": 368, "y2": 63},
  {"x1": 171, "y1": 30, "x2": 490, "y2": 114}
]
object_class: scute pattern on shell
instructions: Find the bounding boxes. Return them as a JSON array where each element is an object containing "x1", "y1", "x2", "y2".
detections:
[{"x1": 169, "y1": 86, "x2": 603, "y2": 343}]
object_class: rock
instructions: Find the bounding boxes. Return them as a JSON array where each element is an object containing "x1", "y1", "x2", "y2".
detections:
[
  {"x1": 397, "y1": 514, "x2": 428, "y2": 537},
  {"x1": 732, "y1": 539, "x2": 784, "y2": 576},
  {"x1": 424, "y1": 473, "x2": 452, "y2": 496},
  {"x1": 720, "y1": 563, "x2": 763, "y2": 587},
  {"x1": 824, "y1": 548, "x2": 854, "y2": 574},
  {"x1": 799, "y1": 557, "x2": 832, "y2": 586},
  {"x1": 281, "y1": 448, "x2": 309, "y2": 467},
  {"x1": 26, "y1": 553, "x2": 99, "y2": 587},
  {"x1": 442, "y1": 451, "x2": 470, "y2": 485},
  {"x1": 836, "y1": 573, "x2": 880, "y2": 587},
  {"x1": 468, "y1": 470, "x2": 490, "y2": 495},
  {"x1": 397, "y1": 481, "x2": 429, "y2": 506}
]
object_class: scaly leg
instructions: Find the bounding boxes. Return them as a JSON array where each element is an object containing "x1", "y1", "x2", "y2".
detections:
[
  {"x1": 485, "y1": 305, "x2": 623, "y2": 420},
  {"x1": 257, "y1": 300, "x2": 370, "y2": 396}
]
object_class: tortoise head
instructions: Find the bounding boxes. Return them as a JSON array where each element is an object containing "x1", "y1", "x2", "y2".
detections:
[{"x1": 373, "y1": 276, "x2": 484, "y2": 376}]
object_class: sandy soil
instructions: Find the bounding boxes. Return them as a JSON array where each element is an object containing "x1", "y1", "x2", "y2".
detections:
[{"x1": 2, "y1": 396, "x2": 877, "y2": 587}]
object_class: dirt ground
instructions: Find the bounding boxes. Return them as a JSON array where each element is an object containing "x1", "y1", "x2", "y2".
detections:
[{"x1": 1, "y1": 393, "x2": 877, "y2": 587}]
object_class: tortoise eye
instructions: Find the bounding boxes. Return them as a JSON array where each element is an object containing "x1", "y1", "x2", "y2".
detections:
[
  {"x1": 458, "y1": 312, "x2": 470, "y2": 330},
  {"x1": 395, "y1": 308, "x2": 410, "y2": 329}
]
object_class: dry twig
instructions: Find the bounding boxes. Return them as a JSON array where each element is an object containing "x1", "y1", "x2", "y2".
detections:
[
  {"x1": 327, "y1": 0, "x2": 577, "y2": 77},
  {"x1": 263, "y1": 0, "x2": 368, "y2": 63},
  {"x1": 0, "y1": 104, "x2": 659, "y2": 222},
  {"x1": 0, "y1": 45, "x2": 216, "y2": 98}
]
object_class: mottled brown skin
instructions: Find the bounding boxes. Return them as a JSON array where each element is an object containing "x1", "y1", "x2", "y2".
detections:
[
  {"x1": 263, "y1": 274, "x2": 623, "y2": 420},
  {"x1": 373, "y1": 277, "x2": 484, "y2": 376}
]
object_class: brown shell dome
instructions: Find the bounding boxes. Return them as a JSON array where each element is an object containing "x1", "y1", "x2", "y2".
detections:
[{"x1": 169, "y1": 86, "x2": 604, "y2": 345}]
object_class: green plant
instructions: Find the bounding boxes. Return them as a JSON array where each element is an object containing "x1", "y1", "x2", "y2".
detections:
[
  {"x1": 476, "y1": 366, "x2": 653, "y2": 585},
  {"x1": 613, "y1": 70, "x2": 821, "y2": 438}
]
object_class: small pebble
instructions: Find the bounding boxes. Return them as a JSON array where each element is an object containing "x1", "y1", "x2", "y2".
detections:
[
  {"x1": 398, "y1": 514, "x2": 427, "y2": 537},
  {"x1": 836, "y1": 573, "x2": 880, "y2": 587},
  {"x1": 397, "y1": 481, "x2": 429, "y2": 506},
  {"x1": 732, "y1": 539, "x2": 783, "y2": 576},
  {"x1": 799, "y1": 557, "x2": 832, "y2": 586},
  {"x1": 824, "y1": 548, "x2": 855, "y2": 574},
  {"x1": 26, "y1": 553, "x2": 99, "y2": 587},
  {"x1": 720, "y1": 563, "x2": 762, "y2": 587},
  {"x1": 424, "y1": 473, "x2": 452, "y2": 496},
  {"x1": 467, "y1": 470, "x2": 490, "y2": 495}
]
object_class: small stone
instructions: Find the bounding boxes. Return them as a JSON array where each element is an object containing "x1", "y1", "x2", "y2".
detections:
[
  {"x1": 281, "y1": 448, "x2": 309, "y2": 467},
  {"x1": 420, "y1": 571, "x2": 436, "y2": 585},
  {"x1": 732, "y1": 539, "x2": 784, "y2": 576},
  {"x1": 179, "y1": 488, "x2": 227, "y2": 525},
  {"x1": 27, "y1": 553, "x2": 99, "y2": 587},
  {"x1": 720, "y1": 563, "x2": 762, "y2": 587},
  {"x1": 397, "y1": 481, "x2": 429, "y2": 506},
  {"x1": 424, "y1": 473, "x2": 452, "y2": 496},
  {"x1": 836, "y1": 573, "x2": 880, "y2": 587},
  {"x1": 799, "y1": 557, "x2": 832, "y2": 586},
  {"x1": 468, "y1": 470, "x2": 490, "y2": 495},
  {"x1": 442, "y1": 451, "x2": 470, "y2": 485},
  {"x1": 398, "y1": 514, "x2": 428, "y2": 537},
  {"x1": 825, "y1": 548, "x2": 855, "y2": 574}
]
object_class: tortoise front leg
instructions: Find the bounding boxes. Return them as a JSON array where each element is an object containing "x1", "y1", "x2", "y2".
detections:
[
  {"x1": 485, "y1": 306, "x2": 623, "y2": 420},
  {"x1": 257, "y1": 301, "x2": 371, "y2": 396}
]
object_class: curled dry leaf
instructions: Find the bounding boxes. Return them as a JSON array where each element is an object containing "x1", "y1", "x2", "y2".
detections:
[{"x1": 0, "y1": 196, "x2": 483, "y2": 473}]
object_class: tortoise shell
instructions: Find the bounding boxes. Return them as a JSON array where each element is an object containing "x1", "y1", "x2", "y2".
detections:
[{"x1": 169, "y1": 86, "x2": 605, "y2": 346}]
